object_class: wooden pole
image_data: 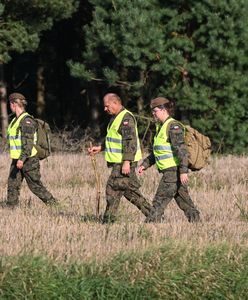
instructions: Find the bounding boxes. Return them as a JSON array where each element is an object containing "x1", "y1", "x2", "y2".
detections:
[{"x1": 90, "y1": 142, "x2": 101, "y2": 218}]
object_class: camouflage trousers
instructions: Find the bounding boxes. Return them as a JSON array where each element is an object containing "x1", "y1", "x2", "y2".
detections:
[
  {"x1": 6, "y1": 156, "x2": 56, "y2": 207},
  {"x1": 145, "y1": 168, "x2": 200, "y2": 223},
  {"x1": 103, "y1": 163, "x2": 152, "y2": 223}
]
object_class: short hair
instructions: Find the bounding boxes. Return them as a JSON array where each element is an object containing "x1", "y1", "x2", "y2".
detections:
[{"x1": 104, "y1": 93, "x2": 122, "y2": 103}]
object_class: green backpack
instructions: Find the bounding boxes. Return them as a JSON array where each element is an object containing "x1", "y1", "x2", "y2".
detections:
[{"x1": 34, "y1": 118, "x2": 52, "y2": 160}]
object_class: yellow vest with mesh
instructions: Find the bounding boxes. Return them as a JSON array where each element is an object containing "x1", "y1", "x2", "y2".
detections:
[
  {"x1": 153, "y1": 118, "x2": 183, "y2": 170},
  {"x1": 105, "y1": 109, "x2": 142, "y2": 163},
  {"x1": 7, "y1": 112, "x2": 37, "y2": 159}
]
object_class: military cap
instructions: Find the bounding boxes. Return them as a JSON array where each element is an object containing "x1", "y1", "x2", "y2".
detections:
[
  {"x1": 150, "y1": 97, "x2": 170, "y2": 109},
  {"x1": 8, "y1": 93, "x2": 26, "y2": 102}
]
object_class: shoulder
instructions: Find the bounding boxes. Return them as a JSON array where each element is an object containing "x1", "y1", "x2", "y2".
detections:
[
  {"x1": 20, "y1": 115, "x2": 36, "y2": 128},
  {"x1": 121, "y1": 111, "x2": 136, "y2": 127},
  {"x1": 168, "y1": 120, "x2": 184, "y2": 133}
]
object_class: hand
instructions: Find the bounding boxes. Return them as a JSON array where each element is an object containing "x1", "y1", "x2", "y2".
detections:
[
  {"x1": 88, "y1": 145, "x2": 102, "y2": 156},
  {"x1": 16, "y1": 160, "x2": 24, "y2": 169},
  {"x1": 138, "y1": 165, "x2": 145, "y2": 175},
  {"x1": 180, "y1": 173, "x2": 189, "y2": 185},
  {"x1": 122, "y1": 161, "x2": 130, "y2": 175}
]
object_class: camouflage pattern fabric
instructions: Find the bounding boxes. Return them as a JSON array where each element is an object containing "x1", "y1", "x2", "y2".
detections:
[
  {"x1": 142, "y1": 118, "x2": 189, "y2": 174},
  {"x1": 145, "y1": 168, "x2": 200, "y2": 223},
  {"x1": 6, "y1": 114, "x2": 56, "y2": 207},
  {"x1": 6, "y1": 156, "x2": 56, "y2": 206},
  {"x1": 142, "y1": 117, "x2": 200, "y2": 223},
  {"x1": 102, "y1": 107, "x2": 152, "y2": 223},
  {"x1": 19, "y1": 115, "x2": 37, "y2": 162},
  {"x1": 103, "y1": 163, "x2": 152, "y2": 223}
]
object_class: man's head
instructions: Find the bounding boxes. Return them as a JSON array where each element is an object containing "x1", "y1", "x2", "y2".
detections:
[{"x1": 103, "y1": 93, "x2": 122, "y2": 115}]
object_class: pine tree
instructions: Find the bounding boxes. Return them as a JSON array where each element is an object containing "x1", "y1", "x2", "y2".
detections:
[
  {"x1": 0, "y1": 0, "x2": 79, "y2": 137},
  {"x1": 158, "y1": 0, "x2": 248, "y2": 153},
  {"x1": 68, "y1": 0, "x2": 167, "y2": 111},
  {"x1": 0, "y1": 0, "x2": 79, "y2": 63},
  {"x1": 69, "y1": 0, "x2": 248, "y2": 153}
]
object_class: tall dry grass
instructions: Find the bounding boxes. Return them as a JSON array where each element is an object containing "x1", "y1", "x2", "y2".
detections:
[{"x1": 0, "y1": 153, "x2": 248, "y2": 263}]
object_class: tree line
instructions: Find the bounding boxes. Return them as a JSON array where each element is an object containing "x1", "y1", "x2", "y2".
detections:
[{"x1": 1, "y1": 0, "x2": 248, "y2": 153}]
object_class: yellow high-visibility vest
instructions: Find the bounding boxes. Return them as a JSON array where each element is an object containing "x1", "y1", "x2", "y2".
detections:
[
  {"x1": 105, "y1": 109, "x2": 142, "y2": 163},
  {"x1": 7, "y1": 112, "x2": 37, "y2": 159},
  {"x1": 153, "y1": 117, "x2": 183, "y2": 170}
]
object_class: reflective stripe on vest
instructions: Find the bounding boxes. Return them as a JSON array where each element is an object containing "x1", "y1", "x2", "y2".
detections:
[
  {"x1": 7, "y1": 112, "x2": 37, "y2": 159},
  {"x1": 104, "y1": 109, "x2": 142, "y2": 163},
  {"x1": 153, "y1": 118, "x2": 182, "y2": 170}
]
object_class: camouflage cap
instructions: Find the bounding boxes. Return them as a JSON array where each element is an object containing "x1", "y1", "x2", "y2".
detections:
[
  {"x1": 150, "y1": 97, "x2": 170, "y2": 109},
  {"x1": 8, "y1": 93, "x2": 26, "y2": 102}
]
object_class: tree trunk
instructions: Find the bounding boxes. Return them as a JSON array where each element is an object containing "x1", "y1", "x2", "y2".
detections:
[
  {"x1": 0, "y1": 98, "x2": 8, "y2": 139},
  {"x1": 137, "y1": 70, "x2": 145, "y2": 114},
  {"x1": 36, "y1": 65, "x2": 45, "y2": 117},
  {"x1": 0, "y1": 62, "x2": 8, "y2": 140},
  {"x1": 88, "y1": 85, "x2": 101, "y2": 137}
]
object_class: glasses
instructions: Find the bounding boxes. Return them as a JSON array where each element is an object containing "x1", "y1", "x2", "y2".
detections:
[{"x1": 152, "y1": 108, "x2": 162, "y2": 114}]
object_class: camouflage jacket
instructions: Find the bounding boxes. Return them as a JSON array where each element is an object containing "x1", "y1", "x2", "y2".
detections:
[
  {"x1": 142, "y1": 117, "x2": 189, "y2": 174},
  {"x1": 19, "y1": 113, "x2": 37, "y2": 162}
]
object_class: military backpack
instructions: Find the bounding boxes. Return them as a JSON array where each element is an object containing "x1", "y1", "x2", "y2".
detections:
[
  {"x1": 34, "y1": 118, "x2": 52, "y2": 160},
  {"x1": 166, "y1": 121, "x2": 211, "y2": 171},
  {"x1": 184, "y1": 125, "x2": 211, "y2": 171},
  {"x1": 16, "y1": 115, "x2": 52, "y2": 160}
]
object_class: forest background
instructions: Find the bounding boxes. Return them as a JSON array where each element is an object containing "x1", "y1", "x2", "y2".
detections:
[{"x1": 1, "y1": 0, "x2": 248, "y2": 153}]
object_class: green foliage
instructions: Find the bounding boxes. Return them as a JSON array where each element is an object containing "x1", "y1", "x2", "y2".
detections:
[
  {"x1": 0, "y1": 0, "x2": 79, "y2": 62},
  {"x1": 69, "y1": 0, "x2": 248, "y2": 153},
  {"x1": 68, "y1": 0, "x2": 166, "y2": 97},
  {"x1": 1, "y1": 243, "x2": 248, "y2": 299}
]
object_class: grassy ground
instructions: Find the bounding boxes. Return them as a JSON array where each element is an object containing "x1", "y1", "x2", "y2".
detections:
[{"x1": 0, "y1": 153, "x2": 248, "y2": 298}]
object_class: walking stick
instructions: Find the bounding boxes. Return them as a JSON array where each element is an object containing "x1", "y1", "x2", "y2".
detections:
[{"x1": 90, "y1": 142, "x2": 101, "y2": 218}]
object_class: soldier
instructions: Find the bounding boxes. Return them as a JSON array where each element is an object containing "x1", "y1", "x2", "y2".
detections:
[
  {"x1": 5, "y1": 93, "x2": 57, "y2": 207},
  {"x1": 88, "y1": 93, "x2": 152, "y2": 223},
  {"x1": 138, "y1": 97, "x2": 200, "y2": 223}
]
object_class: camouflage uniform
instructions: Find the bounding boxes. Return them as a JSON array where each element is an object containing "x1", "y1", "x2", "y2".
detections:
[
  {"x1": 6, "y1": 114, "x2": 56, "y2": 207},
  {"x1": 103, "y1": 108, "x2": 152, "y2": 223},
  {"x1": 142, "y1": 118, "x2": 200, "y2": 223}
]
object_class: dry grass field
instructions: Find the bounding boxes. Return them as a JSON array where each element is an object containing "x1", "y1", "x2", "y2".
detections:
[{"x1": 1, "y1": 153, "x2": 248, "y2": 264}]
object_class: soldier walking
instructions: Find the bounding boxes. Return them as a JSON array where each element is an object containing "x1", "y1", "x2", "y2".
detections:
[
  {"x1": 5, "y1": 93, "x2": 57, "y2": 207},
  {"x1": 138, "y1": 97, "x2": 200, "y2": 223},
  {"x1": 88, "y1": 93, "x2": 152, "y2": 223}
]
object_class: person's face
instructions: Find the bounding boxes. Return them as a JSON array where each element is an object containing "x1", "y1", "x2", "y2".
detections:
[
  {"x1": 103, "y1": 97, "x2": 119, "y2": 115},
  {"x1": 9, "y1": 101, "x2": 17, "y2": 114},
  {"x1": 151, "y1": 107, "x2": 166, "y2": 122}
]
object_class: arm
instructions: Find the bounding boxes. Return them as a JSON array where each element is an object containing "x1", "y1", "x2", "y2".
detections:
[
  {"x1": 168, "y1": 122, "x2": 189, "y2": 184},
  {"x1": 119, "y1": 112, "x2": 137, "y2": 175},
  {"x1": 17, "y1": 117, "x2": 37, "y2": 169}
]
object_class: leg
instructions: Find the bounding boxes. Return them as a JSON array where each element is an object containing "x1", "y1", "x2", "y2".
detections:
[
  {"x1": 102, "y1": 167, "x2": 125, "y2": 223},
  {"x1": 23, "y1": 157, "x2": 56, "y2": 205},
  {"x1": 145, "y1": 170, "x2": 177, "y2": 222},
  {"x1": 124, "y1": 168, "x2": 152, "y2": 217},
  {"x1": 174, "y1": 184, "x2": 200, "y2": 222},
  {"x1": 6, "y1": 160, "x2": 24, "y2": 206}
]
